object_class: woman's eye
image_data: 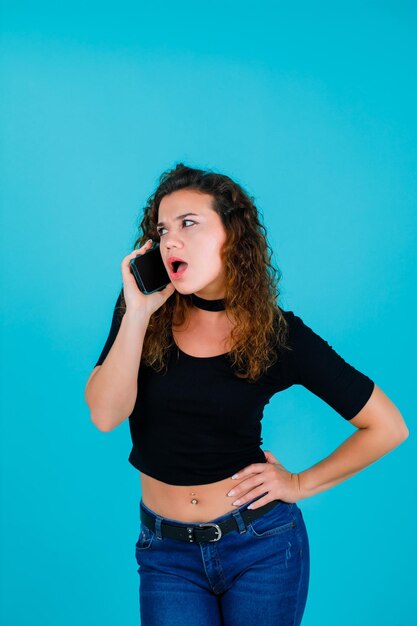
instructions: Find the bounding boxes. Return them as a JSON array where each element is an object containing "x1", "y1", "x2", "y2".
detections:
[{"x1": 157, "y1": 219, "x2": 196, "y2": 237}]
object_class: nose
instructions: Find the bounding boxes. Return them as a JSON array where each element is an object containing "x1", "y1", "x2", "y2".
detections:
[{"x1": 163, "y1": 233, "x2": 185, "y2": 253}]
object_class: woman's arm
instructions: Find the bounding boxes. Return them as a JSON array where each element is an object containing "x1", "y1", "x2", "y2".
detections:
[
  {"x1": 227, "y1": 385, "x2": 408, "y2": 508},
  {"x1": 85, "y1": 308, "x2": 151, "y2": 432},
  {"x1": 297, "y1": 384, "x2": 409, "y2": 499}
]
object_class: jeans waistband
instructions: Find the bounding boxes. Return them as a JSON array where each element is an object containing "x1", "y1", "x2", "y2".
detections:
[{"x1": 139, "y1": 493, "x2": 285, "y2": 543}]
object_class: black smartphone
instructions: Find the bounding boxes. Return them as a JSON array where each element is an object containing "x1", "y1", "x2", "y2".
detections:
[{"x1": 129, "y1": 242, "x2": 171, "y2": 294}]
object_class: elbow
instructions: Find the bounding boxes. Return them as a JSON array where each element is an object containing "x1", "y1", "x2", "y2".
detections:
[
  {"x1": 84, "y1": 388, "x2": 133, "y2": 432},
  {"x1": 89, "y1": 406, "x2": 131, "y2": 432},
  {"x1": 397, "y1": 425, "x2": 409, "y2": 442},
  {"x1": 395, "y1": 413, "x2": 410, "y2": 443},
  {"x1": 85, "y1": 387, "x2": 115, "y2": 432},
  {"x1": 390, "y1": 422, "x2": 409, "y2": 447},
  {"x1": 90, "y1": 412, "x2": 116, "y2": 432}
]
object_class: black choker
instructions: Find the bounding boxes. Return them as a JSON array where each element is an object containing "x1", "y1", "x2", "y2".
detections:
[{"x1": 190, "y1": 293, "x2": 226, "y2": 311}]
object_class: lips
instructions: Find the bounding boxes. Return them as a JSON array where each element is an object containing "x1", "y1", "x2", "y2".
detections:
[
  {"x1": 167, "y1": 257, "x2": 188, "y2": 273},
  {"x1": 170, "y1": 264, "x2": 188, "y2": 277}
]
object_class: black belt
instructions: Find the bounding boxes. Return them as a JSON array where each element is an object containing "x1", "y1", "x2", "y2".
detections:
[{"x1": 140, "y1": 499, "x2": 284, "y2": 543}]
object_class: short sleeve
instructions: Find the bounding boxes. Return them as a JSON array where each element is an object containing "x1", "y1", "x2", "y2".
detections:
[
  {"x1": 281, "y1": 310, "x2": 375, "y2": 420},
  {"x1": 94, "y1": 287, "x2": 124, "y2": 367}
]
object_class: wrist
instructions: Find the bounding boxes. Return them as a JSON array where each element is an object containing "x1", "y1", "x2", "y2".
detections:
[
  {"x1": 291, "y1": 471, "x2": 312, "y2": 501},
  {"x1": 124, "y1": 308, "x2": 151, "y2": 325},
  {"x1": 296, "y1": 470, "x2": 315, "y2": 500},
  {"x1": 290, "y1": 472, "x2": 305, "y2": 501}
]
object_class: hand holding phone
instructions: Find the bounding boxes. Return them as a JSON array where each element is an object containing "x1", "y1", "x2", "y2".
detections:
[
  {"x1": 121, "y1": 240, "x2": 175, "y2": 317},
  {"x1": 129, "y1": 242, "x2": 171, "y2": 295}
]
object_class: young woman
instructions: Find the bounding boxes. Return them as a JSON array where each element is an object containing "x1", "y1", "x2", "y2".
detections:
[{"x1": 85, "y1": 163, "x2": 408, "y2": 626}]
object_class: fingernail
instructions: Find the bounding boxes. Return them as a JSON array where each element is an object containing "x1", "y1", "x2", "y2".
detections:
[
  {"x1": 231, "y1": 474, "x2": 239, "y2": 479},
  {"x1": 232, "y1": 500, "x2": 241, "y2": 506}
]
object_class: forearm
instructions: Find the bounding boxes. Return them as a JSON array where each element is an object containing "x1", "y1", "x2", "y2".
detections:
[
  {"x1": 297, "y1": 426, "x2": 407, "y2": 500},
  {"x1": 85, "y1": 309, "x2": 150, "y2": 431}
]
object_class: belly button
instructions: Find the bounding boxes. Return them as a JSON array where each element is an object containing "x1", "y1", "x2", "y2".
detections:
[{"x1": 190, "y1": 492, "x2": 199, "y2": 505}]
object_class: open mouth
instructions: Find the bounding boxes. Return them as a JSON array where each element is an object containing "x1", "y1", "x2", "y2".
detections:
[{"x1": 171, "y1": 261, "x2": 188, "y2": 273}]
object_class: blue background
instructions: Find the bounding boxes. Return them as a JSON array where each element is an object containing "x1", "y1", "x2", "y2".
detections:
[{"x1": 1, "y1": 1, "x2": 416, "y2": 624}]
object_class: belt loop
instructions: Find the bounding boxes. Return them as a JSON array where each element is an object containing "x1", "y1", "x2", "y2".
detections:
[
  {"x1": 155, "y1": 515, "x2": 163, "y2": 540},
  {"x1": 232, "y1": 509, "x2": 248, "y2": 534}
]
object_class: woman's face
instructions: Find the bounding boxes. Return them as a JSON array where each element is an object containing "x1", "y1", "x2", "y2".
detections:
[{"x1": 157, "y1": 188, "x2": 228, "y2": 299}]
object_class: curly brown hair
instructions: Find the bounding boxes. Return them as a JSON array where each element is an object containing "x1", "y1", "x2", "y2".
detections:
[{"x1": 119, "y1": 162, "x2": 291, "y2": 382}]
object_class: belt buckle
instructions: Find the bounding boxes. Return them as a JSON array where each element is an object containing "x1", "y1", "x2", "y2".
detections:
[{"x1": 197, "y1": 522, "x2": 222, "y2": 542}]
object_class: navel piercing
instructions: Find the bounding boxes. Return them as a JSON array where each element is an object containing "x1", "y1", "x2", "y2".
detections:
[{"x1": 190, "y1": 492, "x2": 198, "y2": 505}]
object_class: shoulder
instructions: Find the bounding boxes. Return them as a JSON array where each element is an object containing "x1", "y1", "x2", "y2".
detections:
[
  {"x1": 278, "y1": 307, "x2": 302, "y2": 327},
  {"x1": 273, "y1": 307, "x2": 329, "y2": 360},
  {"x1": 277, "y1": 307, "x2": 320, "y2": 337},
  {"x1": 274, "y1": 307, "x2": 305, "y2": 343}
]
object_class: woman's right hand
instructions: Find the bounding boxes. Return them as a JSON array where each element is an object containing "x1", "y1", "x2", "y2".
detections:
[{"x1": 121, "y1": 239, "x2": 176, "y2": 318}]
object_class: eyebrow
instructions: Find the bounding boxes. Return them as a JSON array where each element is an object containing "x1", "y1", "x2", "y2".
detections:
[{"x1": 157, "y1": 212, "x2": 199, "y2": 227}]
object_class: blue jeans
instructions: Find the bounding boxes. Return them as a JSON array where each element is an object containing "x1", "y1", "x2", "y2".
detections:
[{"x1": 135, "y1": 494, "x2": 310, "y2": 625}]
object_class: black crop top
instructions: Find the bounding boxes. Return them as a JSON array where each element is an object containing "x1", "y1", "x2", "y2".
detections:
[{"x1": 93, "y1": 289, "x2": 375, "y2": 485}]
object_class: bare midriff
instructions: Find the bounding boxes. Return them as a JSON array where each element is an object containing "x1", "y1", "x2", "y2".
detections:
[
  {"x1": 140, "y1": 308, "x2": 253, "y2": 523},
  {"x1": 140, "y1": 472, "x2": 254, "y2": 523}
]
